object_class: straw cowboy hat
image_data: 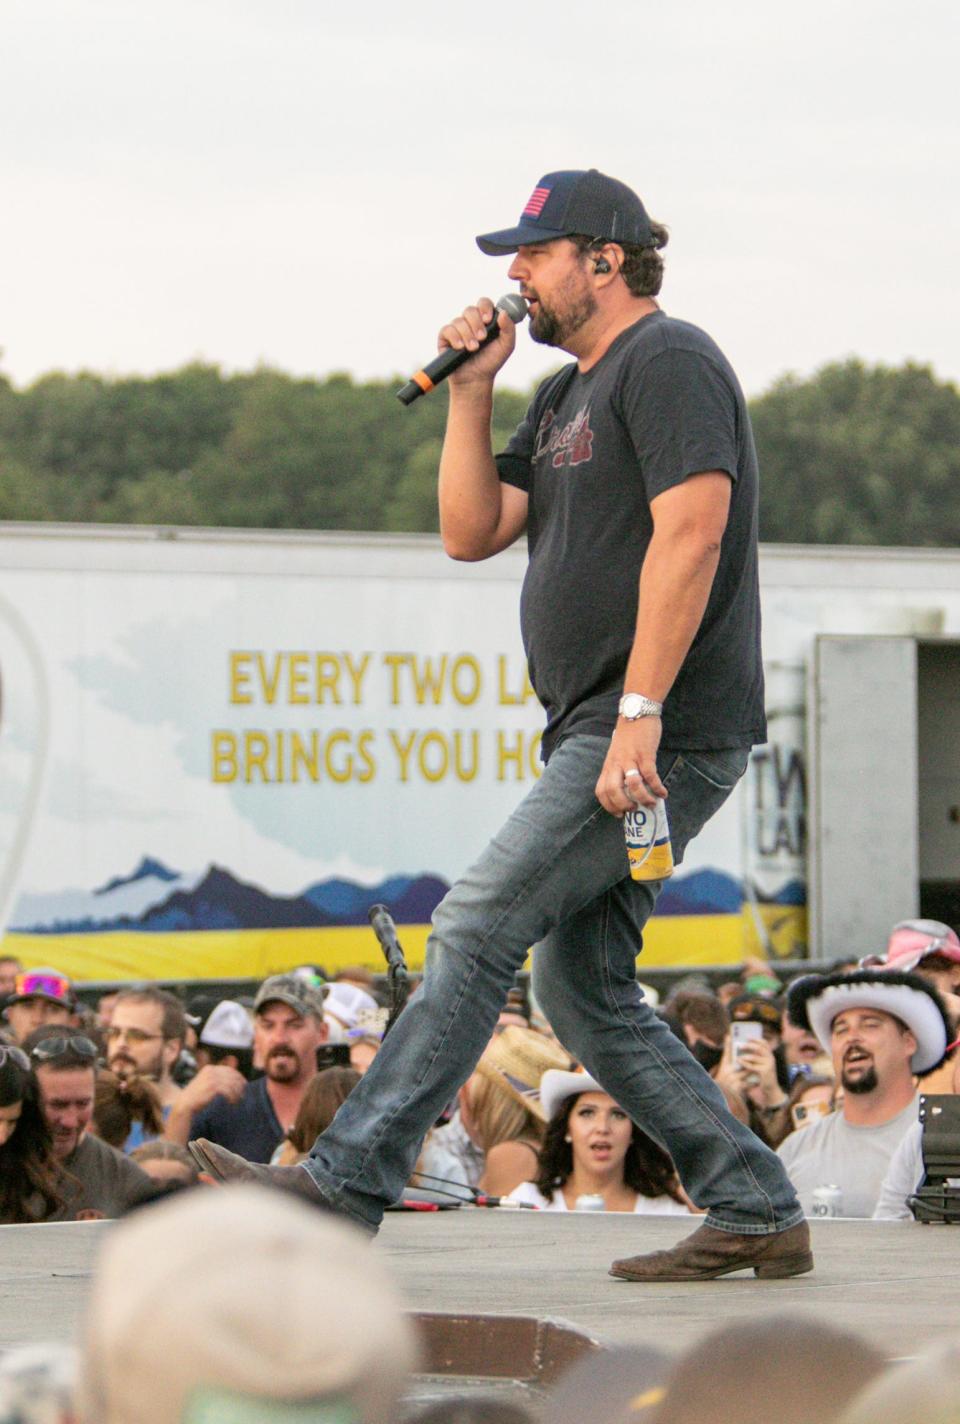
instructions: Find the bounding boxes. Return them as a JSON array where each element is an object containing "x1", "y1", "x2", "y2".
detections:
[{"x1": 474, "y1": 1026, "x2": 573, "y2": 1121}]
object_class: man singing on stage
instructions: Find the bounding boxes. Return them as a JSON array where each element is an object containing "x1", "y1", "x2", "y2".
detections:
[{"x1": 193, "y1": 168, "x2": 812, "y2": 1281}]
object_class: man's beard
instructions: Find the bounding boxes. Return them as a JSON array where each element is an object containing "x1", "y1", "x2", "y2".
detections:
[
  {"x1": 529, "y1": 283, "x2": 597, "y2": 348},
  {"x1": 109, "y1": 1049, "x2": 163, "y2": 1082},
  {"x1": 265, "y1": 1048, "x2": 302, "y2": 1083},
  {"x1": 842, "y1": 1062, "x2": 879, "y2": 1095}
]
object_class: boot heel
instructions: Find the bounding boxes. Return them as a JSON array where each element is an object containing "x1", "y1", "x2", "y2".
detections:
[{"x1": 754, "y1": 1252, "x2": 814, "y2": 1279}]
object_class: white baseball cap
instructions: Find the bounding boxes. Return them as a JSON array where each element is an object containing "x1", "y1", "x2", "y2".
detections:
[
  {"x1": 324, "y1": 983, "x2": 379, "y2": 1032},
  {"x1": 199, "y1": 1000, "x2": 254, "y2": 1051}
]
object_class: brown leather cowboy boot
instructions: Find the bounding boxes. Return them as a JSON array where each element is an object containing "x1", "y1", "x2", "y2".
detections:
[
  {"x1": 187, "y1": 1139, "x2": 376, "y2": 1235},
  {"x1": 610, "y1": 1220, "x2": 813, "y2": 1281}
]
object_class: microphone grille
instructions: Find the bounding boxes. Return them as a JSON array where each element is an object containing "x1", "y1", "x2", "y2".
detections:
[{"x1": 496, "y1": 293, "x2": 529, "y2": 322}]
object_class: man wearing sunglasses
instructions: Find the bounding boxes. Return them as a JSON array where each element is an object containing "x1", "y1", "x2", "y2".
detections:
[
  {"x1": 22, "y1": 1026, "x2": 157, "y2": 1219},
  {"x1": 2, "y1": 968, "x2": 76, "y2": 1046}
]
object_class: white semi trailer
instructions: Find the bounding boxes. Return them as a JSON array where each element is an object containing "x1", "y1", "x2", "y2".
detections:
[{"x1": 0, "y1": 523, "x2": 956, "y2": 982}]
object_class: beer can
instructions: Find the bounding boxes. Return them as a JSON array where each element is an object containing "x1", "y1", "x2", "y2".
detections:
[
  {"x1": 574, "y1": 1194, "x2": 605, "y2": 1212},
  {"x1": 625, "y1": 798, "x2": 674, "y2": 881},
  {"x1": 811, "y1": 1184, "x2": 842, "y2": 1218}
]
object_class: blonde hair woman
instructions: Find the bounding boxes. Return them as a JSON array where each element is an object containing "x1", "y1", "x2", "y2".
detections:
[{"x1": 417, "y1": 1026, "x2": 571, "y2": 1198}]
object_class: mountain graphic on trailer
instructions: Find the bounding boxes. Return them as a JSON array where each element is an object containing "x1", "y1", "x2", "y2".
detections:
[
  {"x1": 10, "y1": 857, "x2": 451, "y2": 935},
  {"x1": 10, "y1": 856, "x2": 802, "y2": 935}
]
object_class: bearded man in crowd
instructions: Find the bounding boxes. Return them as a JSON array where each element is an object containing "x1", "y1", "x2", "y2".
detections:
[
  {"x1": 166, "y1": 976, "x2": 327, "y2": 1162},
  {"x1": 777, "y1": 968, "x2": 951, "y2": 1217}
]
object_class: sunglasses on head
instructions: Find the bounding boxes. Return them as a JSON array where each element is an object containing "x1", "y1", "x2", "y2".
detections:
[
  {"x1": 14, "y1": 971, "x2": 72, "y2": 1003},
  {"x1": 732, "y1": 1003, "x2": 781, "y2": 1028},
  {"x1": 0, "y1": 1044, "x2": 30, "y2": 1072},
  {"x1": 29, "y1": 1036, "x2": 98, "y2": 1063}
]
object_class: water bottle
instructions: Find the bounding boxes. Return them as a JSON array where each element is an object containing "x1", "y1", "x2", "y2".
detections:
[{"x1": 624, "y1": 798, "x2": 675, "y2": 881}]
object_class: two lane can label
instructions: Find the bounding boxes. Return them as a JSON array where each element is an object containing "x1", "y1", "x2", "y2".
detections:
[{"x1": 624, "y1": 799, "x2": 675, "y2": 881}]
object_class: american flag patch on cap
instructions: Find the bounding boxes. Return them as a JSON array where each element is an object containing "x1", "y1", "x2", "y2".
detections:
[{"x1": 523, "y1": 186, "x2": 550, "y2": 217}]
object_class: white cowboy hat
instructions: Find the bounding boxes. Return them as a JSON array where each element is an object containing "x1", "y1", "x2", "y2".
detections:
[
  {"x1": 539, "y1": 1069, "x2": 606, "y2": 1121},
  {"x1": 786, "y1": 968, "x2": 952, "y2": 1075}
]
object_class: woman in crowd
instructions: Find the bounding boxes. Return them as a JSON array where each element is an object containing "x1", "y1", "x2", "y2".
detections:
[
  {"x1": 0, "y1": 1044, "x2": 63, "y2": 1224},
  {"x1": 459, "y1": 1027, "x2": 571, "y2": 1196},
  {"x1": 416, "y1": 1025, "x2": 572, "y2": 1198},
  {"x1": 507, "y1": 1070, "x2": 695, "y2": 1214},
  {"x1": 274, "y1": 1065, "x2": 361, "y2": 1165}
]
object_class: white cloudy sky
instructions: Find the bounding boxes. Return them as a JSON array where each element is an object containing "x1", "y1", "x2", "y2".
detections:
[{"x1": 2, "y1": 0, "x2": 957, "y2": 400}]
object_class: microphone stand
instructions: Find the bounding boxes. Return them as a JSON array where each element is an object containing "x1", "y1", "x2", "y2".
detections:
[{"x1": 367, "y1": 903, "x2": 411, "y2": 1038}]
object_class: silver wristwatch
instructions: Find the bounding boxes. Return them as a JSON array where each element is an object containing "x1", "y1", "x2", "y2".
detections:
[{"x1": 618, "y1": 693, "x2": 663, "y2": 720}]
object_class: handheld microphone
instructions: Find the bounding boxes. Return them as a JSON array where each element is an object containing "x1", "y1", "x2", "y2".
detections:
[{"x1": 396, "y1": 294, "x2": 528, "y2": 406}]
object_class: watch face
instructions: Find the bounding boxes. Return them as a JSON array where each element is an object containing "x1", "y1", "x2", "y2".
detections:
[{"x1": 620, "y1": 693, "x2": 661, "y2": 719}]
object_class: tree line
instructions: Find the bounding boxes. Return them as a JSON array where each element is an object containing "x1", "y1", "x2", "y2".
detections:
[{"x1": 0, "y1": 358, "x2": 957, "y2": 546}]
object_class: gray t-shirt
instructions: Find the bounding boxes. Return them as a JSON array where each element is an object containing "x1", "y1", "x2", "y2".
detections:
[
  {"x1": 50, "y1": 1131, "x2": 157, "y2": 1220},
  {"x1": 777, "y1": 1098, "x2": 919, "y2": 1218},
  {"x1": 873, "y1": 1121, "x2": 923, "y2": 1220},
  {"x1": 496, "y1": 309, "x2": 766, "y2": 759}
]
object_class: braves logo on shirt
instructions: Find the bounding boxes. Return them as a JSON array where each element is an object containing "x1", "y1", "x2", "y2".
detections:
[{"x1": 533, "y1": 404, "x2": 594, "y2": 470}]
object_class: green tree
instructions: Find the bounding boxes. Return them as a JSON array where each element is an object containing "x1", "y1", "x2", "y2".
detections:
[
  {"x1": 383, "y1": 438, "x2": 443, "y2": 533},
  {"x1": 6, "y1": 356, "x2": 957, "y2": 544},
  {"x1": 751, "y1": 360, "x2": 960, "y2": 546},
  {"x1": 0, "y1": 448, "x2": 58, "y2": 520},
  {"x1": 0, "y1": 364, "x2": 242, "y2": 522}
]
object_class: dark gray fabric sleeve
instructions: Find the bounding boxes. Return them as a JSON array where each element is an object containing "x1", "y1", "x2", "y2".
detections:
[
  {"x1": 616, "y1": 347, "x2": 741, "y2": 502},
  {"x1": 495, "y1": 401, "x2": 537, "y2": 491}
]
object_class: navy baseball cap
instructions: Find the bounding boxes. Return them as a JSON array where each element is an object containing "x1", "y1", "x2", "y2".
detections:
[{"x1": 476, "y1": 169, "x2": 654, "y2": 255}]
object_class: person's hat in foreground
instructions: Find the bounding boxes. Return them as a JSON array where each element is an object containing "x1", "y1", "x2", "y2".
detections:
[
  {"x1": 786, "y1": 966, "x2": 952, "y2": 1074},
  {"x1": 542, "y1": 1346, "x2": 670, "y2": 1424},
  {"x1": 75, "y1": 1185, "x2": 418, "y2": 1424},
  {"x1": 651, "y1": 1315, "x2": 883, "y2": 1424},
  {"x1": 836, "y1": 1336, "x2": 960, "y2": 1424},
  {"x1": 0, "y1": 1341, "x2": 78, "y2": 1424},
  {"x1": 475, "y1": 169, "x2": 655, "y2": 255}
]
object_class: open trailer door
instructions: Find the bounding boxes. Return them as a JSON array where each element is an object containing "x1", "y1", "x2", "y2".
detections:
[{"x1": 808, "y1": 635, "x2": 918, "y2": 961}]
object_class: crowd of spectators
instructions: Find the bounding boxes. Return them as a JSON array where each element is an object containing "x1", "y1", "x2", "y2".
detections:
[
  {"x1": 0, "y1": 962, "x2": 386, "y2": 1223},
  {"x1": 1, "y1": 917, "x2": 959, "y2": 1419},
  {"x1": 1, "y1": 916, "x2": 959, "y2": 1224}
]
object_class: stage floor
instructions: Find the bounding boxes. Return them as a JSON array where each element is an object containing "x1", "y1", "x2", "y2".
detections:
[{"x1": 0, "y1": 1209, "x2": 952, "y2": 1365}]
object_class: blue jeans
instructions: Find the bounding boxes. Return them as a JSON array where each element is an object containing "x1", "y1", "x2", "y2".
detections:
[{"x1": 306, "y1": 734, "x2": 804, "y2": 1235}]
